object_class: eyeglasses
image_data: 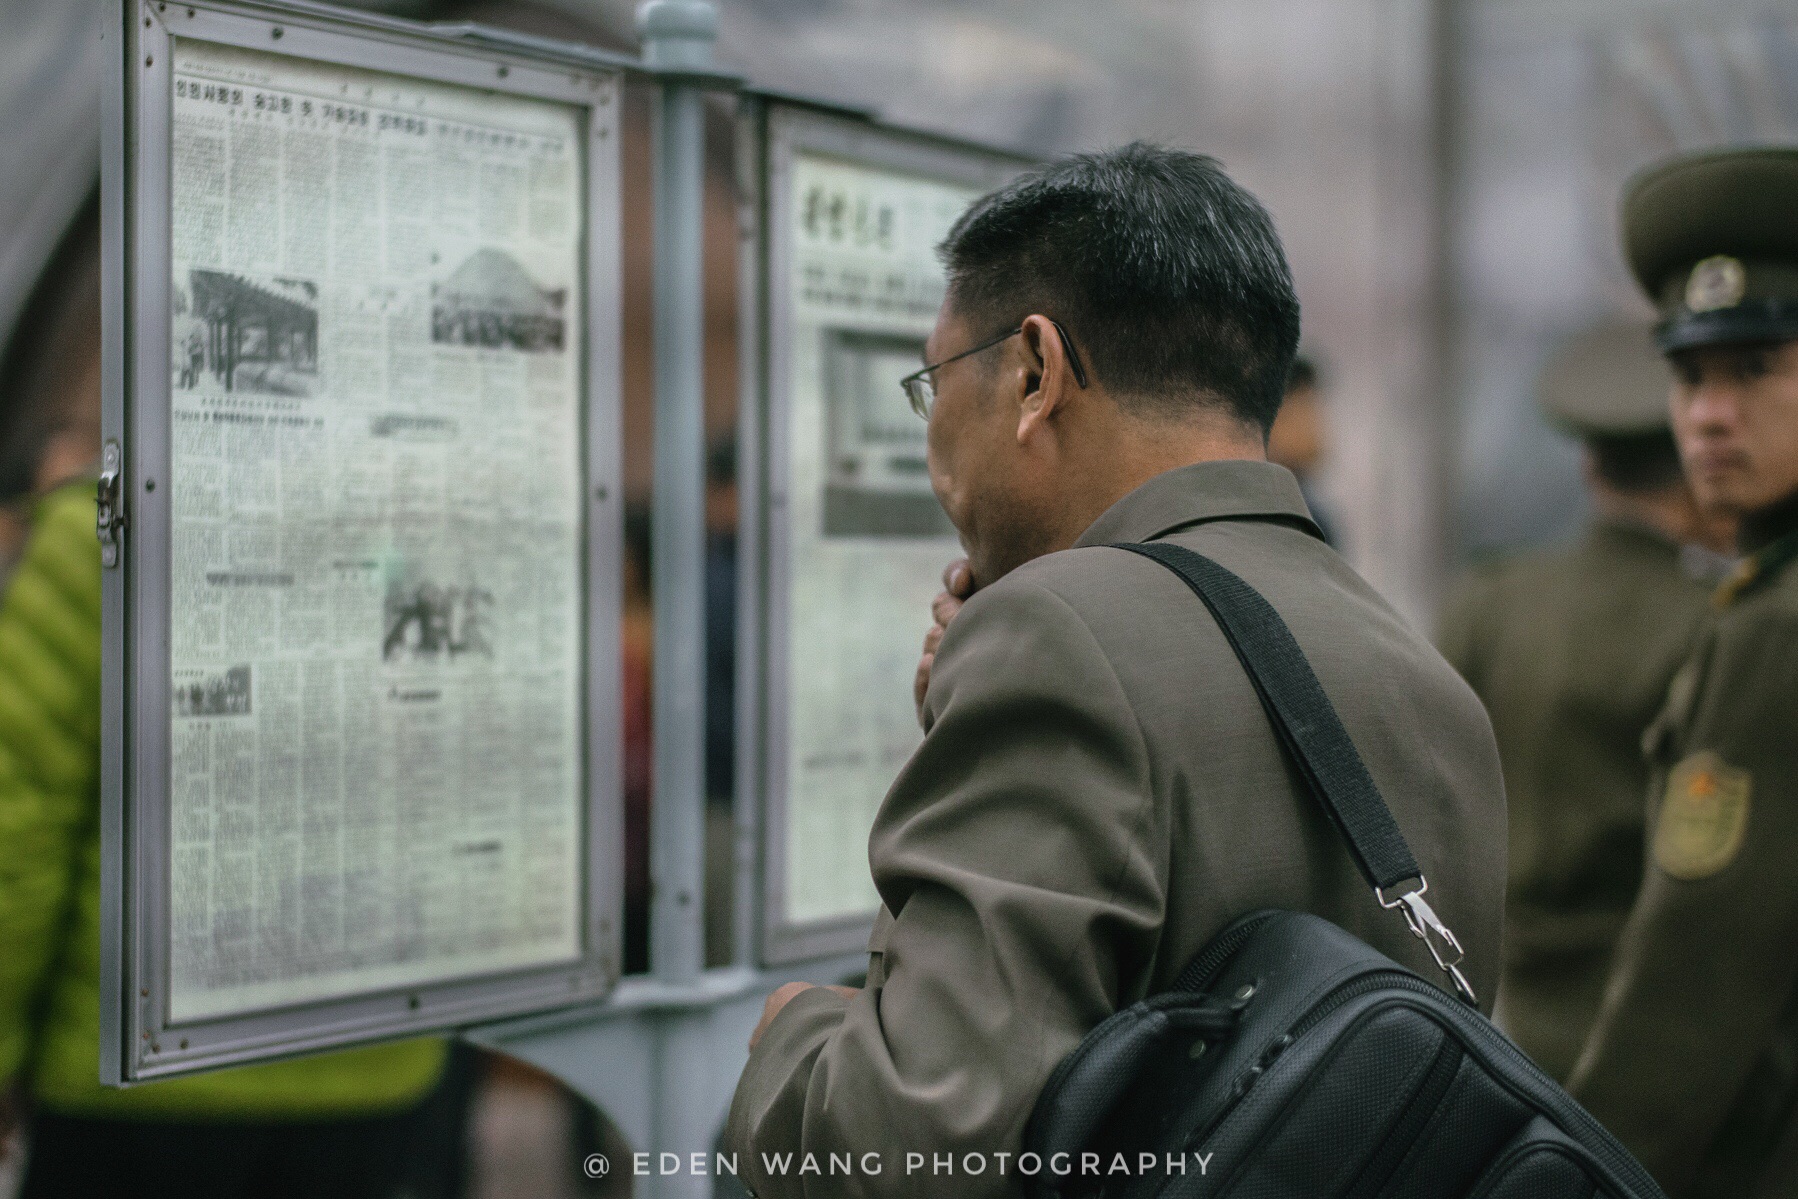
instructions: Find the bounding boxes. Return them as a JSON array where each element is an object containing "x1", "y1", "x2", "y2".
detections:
[{"x1": 899, "y1": 319, "x2": 1089, "y2": 419}]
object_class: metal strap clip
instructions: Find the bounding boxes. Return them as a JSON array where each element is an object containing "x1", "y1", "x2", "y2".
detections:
[{"x1": 1377, "y1": 876, "x2": 1477, "y2": 1005}]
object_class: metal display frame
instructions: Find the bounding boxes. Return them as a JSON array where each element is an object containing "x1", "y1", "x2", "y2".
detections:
[
  {"x1": 736, "y1": 95, "x2": 1032, "y2": 965},
  {"x1": 100, "y1": 0, "x2": 628, "y2": 1083}
]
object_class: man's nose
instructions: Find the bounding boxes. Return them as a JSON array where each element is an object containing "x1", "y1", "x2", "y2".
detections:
[{"x1": 1686, "y1": 380, "x2": 1741, "y2": 431}]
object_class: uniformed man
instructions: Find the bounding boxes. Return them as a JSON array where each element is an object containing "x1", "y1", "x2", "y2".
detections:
[
  {"x1": 725, "y1": 143, "x2": 1507, "y2": 1199},
  {"x1": 1565, "y1": 145, "x2": 1798, "y2": 1198},
  {"x1": 1438, "y1": 322, "x2": 1734, "y2": 1082},
  {"x1": 1266, "y1": 353, "x2": 1340, "y2": 547}
]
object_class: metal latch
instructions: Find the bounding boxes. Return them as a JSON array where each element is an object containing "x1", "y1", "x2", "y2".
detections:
[{"x1": 97, "y1": 441, "x2": 126, "y2": 568}]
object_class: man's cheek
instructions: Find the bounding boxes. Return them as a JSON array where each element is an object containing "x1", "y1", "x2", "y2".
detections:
[
  {"x1": 929, "y1": 453, "x2": 972, "y2": 536},
  {"x1": 925, "y1": 430, "x2": 953, "y2": 508}
]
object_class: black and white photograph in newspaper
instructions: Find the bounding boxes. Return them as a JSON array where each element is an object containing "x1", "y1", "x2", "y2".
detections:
[
  {"x1": 430, "y1": 248, "x2": 567, "y2": 352},
  {"x1": 173, "y1": 270, "x2": 319, "y2": 397},
  {"x1": 173, "y1": 665, "x2": 253, "y2": 717},
  {"x1": 382, "y1": 576, "x2": 496, "y2": 662}
]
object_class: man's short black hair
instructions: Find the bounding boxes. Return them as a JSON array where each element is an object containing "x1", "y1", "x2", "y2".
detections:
[
  {"x1": 1587, "y1": 428, "x2": 1685, "y2": 494},
  {"x1": 939, "y1": 142, "x2": 1300, "y2": 433}
]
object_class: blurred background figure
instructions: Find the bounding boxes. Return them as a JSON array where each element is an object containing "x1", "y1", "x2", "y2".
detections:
[
  {"x1": 622, "y1": 504, "x2": 655, "y2": 980},
  {"x1": 1267, "y1": 353, "x2": 1339, "y2": 547},
  {"x1": 617, "y1": 438, "x2": 761, "y2": 970},
  {"x1": 1436, "y1": 321, "x2": 1734, "y2": 1082},
  {"x1": 0, "y1": 177, "x2": 484, "y2": 1199},
  {"x1": 0, "y1": 193, "x2": 105, "y2": 571},
  {"x1": 705, "y1": 437, "x2": 739, "y2": 970},
  {"x1": 0, "y1": 0, "x2": 101, "y2": 583}
]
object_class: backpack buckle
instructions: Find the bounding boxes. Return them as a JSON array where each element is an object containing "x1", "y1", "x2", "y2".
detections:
[{"x1": 1378, "y1": 877, "x2": 1478, "y2": 1006}]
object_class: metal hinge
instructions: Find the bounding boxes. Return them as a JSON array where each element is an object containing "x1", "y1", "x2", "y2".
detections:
[{"x1": 97, "y1": 441, "x2": 126, "y2": 569}]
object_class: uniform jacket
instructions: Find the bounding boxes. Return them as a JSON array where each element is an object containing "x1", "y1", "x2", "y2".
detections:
[
  {"x1": 1438, "y1": 520, "x2": 1714, "y2": 1080},
  {"x1": 726, "y1": 460, "x2": 1507, "y2": 1198},
  {"x1": 0, "y1": 484, "x2": 444, "y2": 1119},
  {"x1": 1569, "y1": 503, "x2": 1798, "y2": 1198}
]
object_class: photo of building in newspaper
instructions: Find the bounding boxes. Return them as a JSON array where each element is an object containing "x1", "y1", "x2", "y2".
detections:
[
  {"x1": 431, "y1": 248, "x2": 566, "y2": 352},
  {"x1": 173, "y1": 271, "x2": 319, "y2": 397}
]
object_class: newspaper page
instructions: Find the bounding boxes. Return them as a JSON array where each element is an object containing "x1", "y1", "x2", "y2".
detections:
[
  {"x1": 165, "y1": 40, "x2": 586, "y2": 1021},
  {"x1": 780, "y1": 154, "x2": 980, "y2": 924}
]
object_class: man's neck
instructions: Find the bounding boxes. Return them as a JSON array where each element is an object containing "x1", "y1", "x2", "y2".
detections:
[
  {"x1": 975, "y1": 410, "x2": 1266, "y2": 585},
  {"x1": 1589, "y1": 483, "x2": 1732, "y2": 554},
  {"x1": 1061, "y1": 416, "x2": 1266, "y2": 545}
]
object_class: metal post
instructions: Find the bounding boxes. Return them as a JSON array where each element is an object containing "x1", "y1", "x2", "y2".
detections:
[
  {"x1": 640, "y1": 7, "x2": 718, "y2": 1192},
  {"x1": 642, "y1": 0, "x2": 714, "y2": 992}
]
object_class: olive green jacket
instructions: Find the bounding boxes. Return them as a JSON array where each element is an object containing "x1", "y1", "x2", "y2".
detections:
[
  {"x1": 1438, "y1": 521, "x2": 1714, "y2": 1081},
  {"x1": 726, "y1": 461, "x2": 1507, "y2": 1199},
  {"x1": 0, "y1": 485, "x2": 444, "y2": 1119},
  {"x1": 1568, "y1": 512, "x2": 1798, "y2": 1198}
]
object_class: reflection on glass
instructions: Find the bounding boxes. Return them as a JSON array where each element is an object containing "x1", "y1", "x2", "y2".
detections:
[{"x1": 823, "y1": 329, "x2": 951, "y2": 537}]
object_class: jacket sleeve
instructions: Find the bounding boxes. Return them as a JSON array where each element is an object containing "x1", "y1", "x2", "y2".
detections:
[
  {"x1": 1566, "y1": 609, "x2": 1798, "y2": 1194},
  {"x1": 724, "y1": 578, "x2": 1162, "y2": 1198},
  {"x1": 0, "y1": 488, "x2": 102, "y2": 1089}
]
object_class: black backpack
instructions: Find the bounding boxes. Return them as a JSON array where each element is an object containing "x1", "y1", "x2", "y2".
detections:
[{"x1": 1022, "y1": 541, "x2": 1665, "y2": 1199}]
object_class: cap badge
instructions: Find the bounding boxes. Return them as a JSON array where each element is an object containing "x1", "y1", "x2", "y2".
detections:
[{"x1": 1686, "y1": 255, "x2": 1747, "y2": 313}]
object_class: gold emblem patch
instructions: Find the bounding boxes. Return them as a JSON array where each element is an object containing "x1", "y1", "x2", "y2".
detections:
[
  {"x1": 1653, "y1": 751, "x2": 1751, "y2": 880},
  {"x1": 1686, "y1": 255, "x2": 1747, "y2": 313}
]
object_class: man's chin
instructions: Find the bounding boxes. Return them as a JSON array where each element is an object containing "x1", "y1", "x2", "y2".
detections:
[
  {"x1": 958, "y1": 498, "x2": 1058, "y2": 587},
  {"x1": 1688, "y1": 468, "x2": 1753, "y2": 514},
  {"x1": 967, "y1": 541, "x2": 1048, "y2": 589},
  {"x1": 1697, "y1": 477, "x2": 1798, "y2": 518},
  {"x1": 964, "y1": 547, "x2": 1012, "y2": 590}
]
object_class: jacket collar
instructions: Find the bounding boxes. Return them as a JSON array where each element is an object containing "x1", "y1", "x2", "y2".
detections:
[
  {"x1": 1073, "y1": 459, "x2": 1324, "y2": 549},
  {"x1": 1712, "y1": 488, "x2": 1798, "y2": 606}
]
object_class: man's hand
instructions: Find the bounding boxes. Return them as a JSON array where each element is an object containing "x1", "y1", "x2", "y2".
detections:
[
  {"x1": 750, "y1": 982, "x2": 859, "y2": 1053},
  {"x1": 914, "y1": 558, "x2": 976, "y2": 724}
]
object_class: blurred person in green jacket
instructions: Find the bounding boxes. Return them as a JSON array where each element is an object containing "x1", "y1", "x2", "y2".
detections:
[
  {"x1": 1437, "y1": 322, "x2": 1735, "y2": 1082},
  {"x1": 0, "y1": 200, "x2": 459, "y2": 1199}
]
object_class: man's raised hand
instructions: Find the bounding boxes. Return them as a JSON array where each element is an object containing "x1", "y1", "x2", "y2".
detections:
[{"x1": 914, "y1": 558, "x2": 975, "y2": 725}]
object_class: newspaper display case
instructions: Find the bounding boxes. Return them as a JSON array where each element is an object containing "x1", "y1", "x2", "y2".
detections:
[
  {"x1": 100, "y1": 0, "x2": 626, "y2": 1082},
  {"x1": 737, "y1": 97, "x2": 1032, "y2": 963}
]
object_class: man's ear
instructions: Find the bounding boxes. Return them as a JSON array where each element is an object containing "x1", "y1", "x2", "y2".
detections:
[{"x1": 1016, "y1": 314, "x2": 1074, "y2": 445}]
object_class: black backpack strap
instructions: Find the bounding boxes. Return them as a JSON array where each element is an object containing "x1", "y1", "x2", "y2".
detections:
[{"x1": 1113, "y1": 540, "x2": 1477, "y2": 1005}]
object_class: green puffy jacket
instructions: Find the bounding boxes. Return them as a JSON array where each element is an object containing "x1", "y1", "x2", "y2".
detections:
[{"x1": 0, "y1": 483, "x2": 444, "y2": 1119}]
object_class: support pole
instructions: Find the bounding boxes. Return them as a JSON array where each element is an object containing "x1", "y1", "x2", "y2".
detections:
[
  {"x1": 642, "y1": 0, "x2": 715, "y2": 992},
  {"x1": 642, "y1": 11, "x2": 717, "y2": 1193}
]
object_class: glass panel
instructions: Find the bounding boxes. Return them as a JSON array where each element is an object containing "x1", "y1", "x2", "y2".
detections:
[
  {"x1": 780, "y1": 151, "x2": 977, "y2": 924},
  {"x1": 165, "y1": 38, "x2": 586, "y2": 1021}
]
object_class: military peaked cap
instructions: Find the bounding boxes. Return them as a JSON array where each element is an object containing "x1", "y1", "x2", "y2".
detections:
[
  {"x1": 1538, "y1": 322, "x2": 1671, "y2": 435},
  {"x1": 1621, "y1": 145, "x2": 1798, "y2": 352}
]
